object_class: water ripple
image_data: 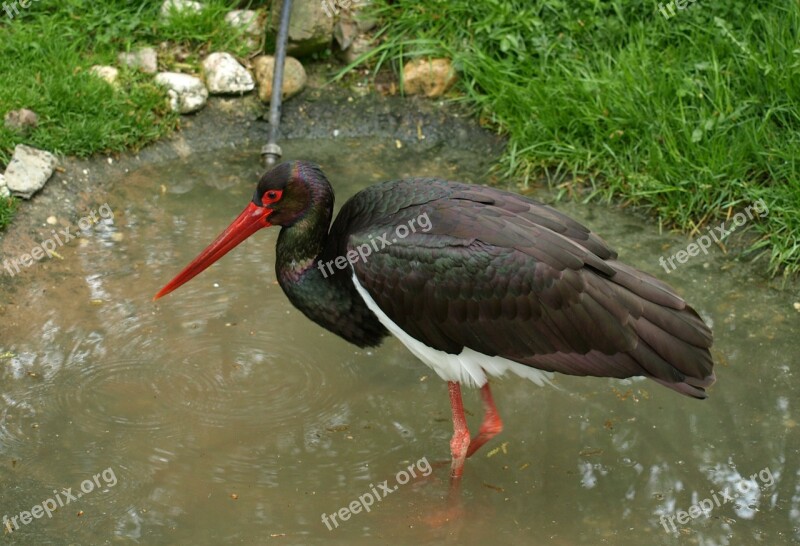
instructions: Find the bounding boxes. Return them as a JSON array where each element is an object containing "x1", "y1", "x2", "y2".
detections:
[{"x1": 158, "y1": 329, "x2": 340, "y2": 432}]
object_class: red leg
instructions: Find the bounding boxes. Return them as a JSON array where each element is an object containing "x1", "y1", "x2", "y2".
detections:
[
  {"x1": 465, "y1": 382, "x2": 503, "y2": 458},
  {"x1": 447, "y1": 381, "x2": 471, "y2": 480},
  {"x1": 421, "y1": 383, "x2": 467, "y2": 528}
]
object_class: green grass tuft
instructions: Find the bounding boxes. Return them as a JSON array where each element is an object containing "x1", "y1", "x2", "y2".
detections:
[{"x1": 0, "y1": 196, "x2": 17, "y2": 230}]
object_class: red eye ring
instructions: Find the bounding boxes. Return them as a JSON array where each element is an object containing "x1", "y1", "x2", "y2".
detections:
[{"x1": 263, "y1": 190, "x2": 282, "y2": 204}]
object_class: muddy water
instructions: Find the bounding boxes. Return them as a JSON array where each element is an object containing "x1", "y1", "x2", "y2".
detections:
[{"x1": 0, "y1": 139, "x2": 798, "y2": 545}]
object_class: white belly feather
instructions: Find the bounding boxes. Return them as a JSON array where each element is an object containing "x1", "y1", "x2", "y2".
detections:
[{"x1": 351, "y1": 273, "x2": 554, "y2": 389}]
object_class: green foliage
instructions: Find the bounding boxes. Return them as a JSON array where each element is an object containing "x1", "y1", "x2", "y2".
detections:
[
  {"x1": 361, "y1": 0, "x2": 800, "y2": 276},
  {"x1": 0, "y1": 0, "x2": 257, "y2": 228},
  {"x1": 0, "y1": 0, "x2": 255, "y2": 164},
  {"x1": 0, "y1": 196, "x2": 17, "y2": 230}
]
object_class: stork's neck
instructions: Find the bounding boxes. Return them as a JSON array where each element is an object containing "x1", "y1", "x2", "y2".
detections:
[
  {"x1": 274, "y1": 182, "x2": 387, "y2": 348},
  {"x1": 275, "y1": 207, "x2": 331, "y2": 283},
  {"x1": 274, "y1": 169, "x2": 334, "y2": 282}
]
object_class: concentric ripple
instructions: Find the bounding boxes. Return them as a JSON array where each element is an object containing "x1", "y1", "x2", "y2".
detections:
[
  {"x1": 52, "y1": 355, "x2": 181, "y2": 433},
  {"x1": 156, "y1": 328, "x2": 341, "y2": 432}
]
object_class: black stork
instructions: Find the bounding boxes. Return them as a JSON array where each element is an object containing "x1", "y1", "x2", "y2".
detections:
[{"x1": 154, "y1": 160, "x2": 715, "y2": 480}]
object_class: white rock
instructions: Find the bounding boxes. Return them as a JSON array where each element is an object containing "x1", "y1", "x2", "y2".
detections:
[
  {"x1": 89, "y1": 65, "x2": 119, "y2": 85},
  {"x1": 155, "y1": 72, "x2": 208, "y2": 114},
  {"x1": 225, "y1": 9, "x2": 261, "y2": 48},
  {"x1": 118, "y1": 47, "x2": 158, "y2": 74},
  {"x1": 0, "y1": 173, "x2": 9, "y2": 198},
  {"x1": 225, "y1": 10, "x2": 260, "y2": 36},
  {"x1": 202, "y1": 52, "x2": 255, "y2": 95},
  {"x1": 4, "y1": 145, "x2": 58, "y2": 199},
  {"x1": 160, "y1": 0, "x2": 202, "y2": 19}
]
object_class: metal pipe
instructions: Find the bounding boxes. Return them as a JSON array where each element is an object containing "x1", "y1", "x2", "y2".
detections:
[{"x1": 262, "y1": 0, "x2": 293, "y2": 167}]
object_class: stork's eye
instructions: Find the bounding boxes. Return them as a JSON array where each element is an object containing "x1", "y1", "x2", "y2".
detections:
[{"x1": 263, "y1": 190, "x2": 282, "y2": 204}]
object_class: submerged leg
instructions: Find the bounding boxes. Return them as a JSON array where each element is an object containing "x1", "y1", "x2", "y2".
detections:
[
  {"x1": 448, "y1": 381, "x2": 471, "y2": 480},
  {"x1": 420, "y1": 383, "x2": 468, "y2": 528},
  {"x1": 466, "y1": 382, "x2": 503, "y2": 458}
]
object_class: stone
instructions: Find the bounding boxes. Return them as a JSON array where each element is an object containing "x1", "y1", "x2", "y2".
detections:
[
  {"x1": 225, "y1": 9, "x2": 262, "y2": 49},
  {"x1": 225, "y1": 9, "x2": 261, "y2": 37},
  {"x1": 320, "y1": 0, "x2": 341, "y2": 18},
  {"x1": 89, "y1": 65, "x2": 119, "y2": 85},
  {"x1": 354, "y1": 5, "x2": 377, "y2": 33},
  {"x1": 403, "y1": 58, "x2": 457, "y2": 98},
  {"x1": 4, "y1": 145, "x2": 58, "y2": 200},
  {"x1": 202, "y1": 52, "x2": 255, "y2": 94},
  {"x1": 4, "y1": 108, "x2": 38, "y2": 135},
  {"x1": 252, "y1": 55, "x2": 307, "y2": 103},
  {"x1": 154, "y1": 72, "x2": 208, "y2": 114},
  {"x1": 333, "y1": 18, "x2": 358, "y2": 51},
  {"x1": 342, "y1": 35, "x2": 373, "y2": 64},
  {"x1": 270, "y1": 0, "x2": 333, "y2": 57},
  {"x1": 118, "y1": 47, "x2": 158, "y2": 74},
  {"x1": 321, "y1": 0, "x2": 376, "y2": 28},
  {"x1": 331, "y1": 1, "x2": 376, "y2": 63},
  {"x1": 160, "y1": 0, "x2": 202, "y2": 19},
  {"x1": 0, "y1": 174, "x2": 9, "y2": 199}
]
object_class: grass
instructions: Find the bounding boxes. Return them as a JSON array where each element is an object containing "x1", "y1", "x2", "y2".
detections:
[
  {"x1": 0, "y1": 0, "x2": 259, "y2": 229},
  {"x1": 353, "y1": 0, "x2": 800, "y2": 277}
]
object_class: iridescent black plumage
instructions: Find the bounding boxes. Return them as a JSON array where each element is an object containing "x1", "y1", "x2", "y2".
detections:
[{"x1": 263, "y1": 161, "x2": 714, "y2": 398}]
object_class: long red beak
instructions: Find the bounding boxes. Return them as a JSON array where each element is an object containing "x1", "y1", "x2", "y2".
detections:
[{"x1": 153, "y1": 202, "x2": 273, "y2": 300}]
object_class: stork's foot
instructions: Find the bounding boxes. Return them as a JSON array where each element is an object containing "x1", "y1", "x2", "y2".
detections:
[{"x1": 446, "y1": 380, "x2": 504, "y2": 480}]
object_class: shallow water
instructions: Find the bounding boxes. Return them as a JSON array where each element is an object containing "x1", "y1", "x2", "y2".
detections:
[{"x1": 0, "y1": 138, "x2": 798, "y2": 545}]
